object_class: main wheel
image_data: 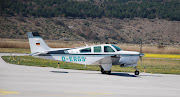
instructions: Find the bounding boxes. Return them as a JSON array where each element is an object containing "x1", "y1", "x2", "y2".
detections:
[
  {"x1": 106, "y1": 70, "x2": 111, "y2": 75},
  {"x1": 101, "y1": 68, "x2": 106, "y2": 74},
  {"x1": 135, "y1": 70, "x2": 139, "y2": 75}
]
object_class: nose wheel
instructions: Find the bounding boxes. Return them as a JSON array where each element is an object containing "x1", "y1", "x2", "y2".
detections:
[
  {"x1": 135, "y1": 70, "x2": 139, "y2": 75},
  {"x1": 135, "y1": 66, "x2": 139, "y2": 75}
]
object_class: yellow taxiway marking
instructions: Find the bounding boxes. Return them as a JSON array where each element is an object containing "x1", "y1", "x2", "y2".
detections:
[
  {"x1": 66, "y1": 92, "x2": 112, "y2": 95},
  {"x1": 0, "y1": 89, "x2": 20, "y2": 95},
  {"x1": 145, "y1": 53, "x2": 180, "y2": 59}
]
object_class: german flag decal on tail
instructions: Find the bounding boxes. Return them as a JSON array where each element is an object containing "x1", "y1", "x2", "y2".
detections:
[{"x1": 36, "y1": 43, "x2": 40, "y2": 45}]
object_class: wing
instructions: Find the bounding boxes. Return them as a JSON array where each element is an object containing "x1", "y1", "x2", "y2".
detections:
[{"x1": 90, "y1": 55, "x2": 120, "y2": 65}]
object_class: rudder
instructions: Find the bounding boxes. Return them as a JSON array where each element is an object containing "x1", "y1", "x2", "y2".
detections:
[{"x1": 27, "y1": 32, "x2": 50, "y2": 54}]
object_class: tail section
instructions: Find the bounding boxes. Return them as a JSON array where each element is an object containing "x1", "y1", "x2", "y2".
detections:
[{"x1": 27, "y1": 32, "x2": 50, "y2": 54}]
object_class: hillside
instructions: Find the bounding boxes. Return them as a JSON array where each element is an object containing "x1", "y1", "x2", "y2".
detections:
[{"x1": 0, "y1": 16, "x2": 180, "y2": 45}]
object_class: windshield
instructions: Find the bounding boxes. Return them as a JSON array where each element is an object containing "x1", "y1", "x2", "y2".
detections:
[
  {"x1": 111, "y1": 45, "x2": 121, "y2": 51},
  {"x1": 104, "y1": 46, "x2": 115, "y2": 52}
]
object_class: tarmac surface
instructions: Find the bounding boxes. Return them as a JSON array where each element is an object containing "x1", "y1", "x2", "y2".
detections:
[{"x1": 0, "y1": 53, "x2": 180, "y2": 97}]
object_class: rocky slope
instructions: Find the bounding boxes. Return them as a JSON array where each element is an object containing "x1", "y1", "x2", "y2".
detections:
[{"x1": 0, "y1": 16, "x2": 180, "y2": 45}]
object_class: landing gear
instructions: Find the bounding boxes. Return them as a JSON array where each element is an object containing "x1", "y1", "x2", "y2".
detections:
[
  {"x1": 101, "y1": 68, "x2": 106, "y2": 74},
  {"x1": 134, "y1": 66, "x2": 139, "y2": 75},
  {"x1": 107, "y1": 71, "x2": 111, "y2": 75},
  {"x1": 135, "y1": 70, "x2": 139, "y2": 75},
  {"x1": 100, "y1": 67, "x2": 111, "y2": 74}
]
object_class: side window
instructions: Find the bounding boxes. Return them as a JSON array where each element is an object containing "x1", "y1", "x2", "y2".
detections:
[
  {"x1": 94, "y1": 46, "x2": 101, "y2": 53},
  {"x1": 104, "y1": 46, "x2": 115, "y2": 52},
  {"x1": 80, "y1": 47, "x2": 91, "y2": 53}
]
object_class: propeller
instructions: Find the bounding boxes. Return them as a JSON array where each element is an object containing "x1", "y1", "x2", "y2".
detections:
[
  {"x1": 139, "y1": 39, "x2": 145, "y2": 72},
  {"x1": 140, "y1": 39, "x2": 142, "y2": 65}
]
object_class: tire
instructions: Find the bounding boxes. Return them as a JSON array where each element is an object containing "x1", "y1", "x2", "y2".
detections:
[
  {"x1": 101, "y1": 68, "x2": 106, "y2": 74},
  {"x1": 107, "y1": 71, "x2": 111, "y2": 75},
  {"x1": 135, "y1": 70, "x2": 139, "y2": 75}
]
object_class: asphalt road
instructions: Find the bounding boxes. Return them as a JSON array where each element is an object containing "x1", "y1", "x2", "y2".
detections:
[{"x1": 0, "y1": 53, "x2": 180, "y2": 97}]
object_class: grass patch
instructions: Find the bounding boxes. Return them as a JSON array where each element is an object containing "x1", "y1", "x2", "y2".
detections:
[
  {"x1": 2, "y1": 56, "x2": 180, "y2": 74},
  {"x1": 1, "y1": 38, "x2": 180, "y2": 54},
  {"x1": 0, "y1": 48, "x2": 30, "y2": 53},
  {"x1": 138, "y1": 58, "x2": 180, "y2": 74},
  {"x1": 1, "y1": 56, "x2": 100, "y2": 71}
]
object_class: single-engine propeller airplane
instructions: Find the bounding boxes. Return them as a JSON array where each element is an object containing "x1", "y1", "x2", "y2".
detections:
[{"x1": 27, "y1": 32, "x2": 145, "y2": 75}]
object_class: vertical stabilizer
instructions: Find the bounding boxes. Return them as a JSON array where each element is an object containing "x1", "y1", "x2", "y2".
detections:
[{"x1": 27, "y1": 32, "x2": 50, "y2": 54}]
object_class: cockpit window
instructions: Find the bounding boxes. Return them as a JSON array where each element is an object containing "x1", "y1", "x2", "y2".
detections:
[
  {"x1": 112, "y1": 45, "x2": 121, "y2": 51},
  {"x1": 80, "y1": 47, "x2": 91, "y2": 53},
  {"x1": 104, "y1": 46, "x2": 115, "y2": 52},
  {"x1": 94, "y1": 46, "x2": 101, "y2": 52}
]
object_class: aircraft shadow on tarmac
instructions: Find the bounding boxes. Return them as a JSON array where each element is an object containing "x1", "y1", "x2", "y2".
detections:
[
  {"x1": 50, "y1": 71, "x2": 136, "y2": 77},
  {"x1": 50, "y1": 70, "x2": 162, "y2": 78},
  {"x1": 109, "y1": 73, "x2": 137, "y2": 77},
  {"x1": 50, "y1": 71, "x2": 69, "y2": 73}
]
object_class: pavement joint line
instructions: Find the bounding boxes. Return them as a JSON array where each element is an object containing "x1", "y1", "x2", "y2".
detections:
[{"x1": 65, "y1": 92, "x2": 113, "y2": 95}]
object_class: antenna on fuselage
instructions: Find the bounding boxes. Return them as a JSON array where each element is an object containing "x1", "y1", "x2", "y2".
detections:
[{"x1": 84, "y1": 42, "x2": 88, "y2": 47}]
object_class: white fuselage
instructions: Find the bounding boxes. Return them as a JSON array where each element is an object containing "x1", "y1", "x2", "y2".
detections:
[{"x1": 35, "y1": 44, "x2": 140, "y2": 67}]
